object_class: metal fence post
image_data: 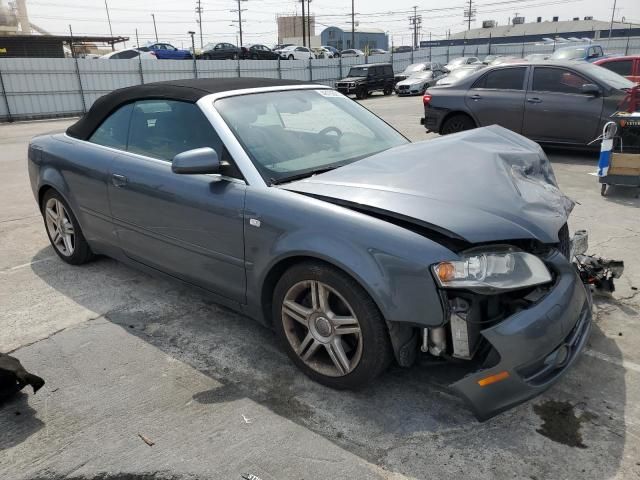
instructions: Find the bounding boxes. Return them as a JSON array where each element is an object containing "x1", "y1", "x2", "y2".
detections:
[
  {"x1": 237, "y1": 59, "x2": 241, "y2": 78},
  {"x1": 309, "y1": 57, "x2": 313, "y2": 81},
  {"x1": 278, "y1": 56, "x2": 282, "y2": 79},
  {"x1": 411, "y1": 48, "x2": 414, "y2": 64},
  {"x1": 446, "y1": 45, "x2": 450, "y2": 63},
  {"x1": 0, "y1": 64, "x2": 12, "y2": 122},
  {"x1": 339, "y1": 55, "x2": 342, "y2": 78},
  {"x1": 69, "y1": 25, "x2": 87, "y2": 114}
]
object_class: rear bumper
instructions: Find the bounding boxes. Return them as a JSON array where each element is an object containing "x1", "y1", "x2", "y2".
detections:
[
  {"x1": 450, "y1": 251, "x2": 592, "y2": 421},
  {"x1": 421, "y1": 106, "x2": 447, "y2": 132}
]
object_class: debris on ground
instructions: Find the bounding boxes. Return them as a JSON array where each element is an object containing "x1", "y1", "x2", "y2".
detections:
[
  {"x1": 242, "y1": 414, "x2": 252, "y2": 424},
  {"x1": 241, "y1": 474, "x2": 264, "y2": 480},
  {"x1": 0, "y1": 352, "x2": 45, "y2": 403},
  {"x1": 138, "y1": 433, "x2": 155, "y2": 447}
]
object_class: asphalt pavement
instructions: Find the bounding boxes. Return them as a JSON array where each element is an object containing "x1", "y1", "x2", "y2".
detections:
[{"x1": 1, "y1": 93, "x2": 639, "y2": 480}]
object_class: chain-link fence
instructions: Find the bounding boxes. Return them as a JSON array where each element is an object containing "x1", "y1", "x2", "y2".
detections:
[{"x1": 1, "y1": 36, "x2": 639, "y2": 122}]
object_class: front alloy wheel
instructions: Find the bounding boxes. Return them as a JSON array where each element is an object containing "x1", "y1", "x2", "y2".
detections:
[
  {"x1": 282, "y1": 280, "x2": 363, "y2": 377},
  {"x1": 273, "y1": 262, "x2": 392, "y2": 389}
]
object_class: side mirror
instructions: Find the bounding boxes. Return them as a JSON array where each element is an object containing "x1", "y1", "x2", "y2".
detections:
[
  {"x1": 172, "y1": 148, "x2": 220, "y2": 175},
  {"x1": 581, "y1": 83, "x2": 601, "y2": 96}
]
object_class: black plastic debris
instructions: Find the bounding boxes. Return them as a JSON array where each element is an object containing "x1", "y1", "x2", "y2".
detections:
[
  {"x1": 575, "y1": 255, "x2": 625, "y2": 293},
  {"x1": 0, "y1": 353, "x2": 45, "y2": 403}
]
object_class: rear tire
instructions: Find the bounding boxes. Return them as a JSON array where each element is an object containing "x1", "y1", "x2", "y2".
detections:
[
  {"x1": 272, "y1": 261, "x2": 393, "y2": 390},
  {"x1": 441, "y1": 113, "x2": 475, "y2": 135},
  {"x1": 41, "y1": 190, "x2": 94, "y2": 265},
  {"x1": 288, "y1": 55, "x2": 295, "y2": 60},
  {"x1": 383, "y1": 87, "x2": 392, "y2": 95}
]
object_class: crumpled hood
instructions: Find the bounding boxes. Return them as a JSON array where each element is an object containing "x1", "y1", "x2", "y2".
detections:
[{"x1": 281, "y1": 125, "x2": 574, "y2": 245}]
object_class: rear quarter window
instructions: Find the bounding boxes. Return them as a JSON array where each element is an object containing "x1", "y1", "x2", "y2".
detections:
[{"x1": 473, "y1": 67, "x2": 526, "y2": 90}]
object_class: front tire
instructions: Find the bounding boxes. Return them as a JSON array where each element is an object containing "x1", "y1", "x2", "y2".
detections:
[
  {"x1": 41, "y1": 190, "x2": 94, "y2": 265},
  {"x1": 273, "y1": 262, "x2": 392, "y2": 390},
  {"x1": 288, "y1": 55, "x2": 295, "y2": 60},
  {"x1": 355, "y1": 87, "x2": 368, "y2": 100},
  {"x1": 441, "y1": 113, "x2": 475, "y2": 135},
  {"x1": 383, "y1": 86, "x2": 392, "y2": 95}
]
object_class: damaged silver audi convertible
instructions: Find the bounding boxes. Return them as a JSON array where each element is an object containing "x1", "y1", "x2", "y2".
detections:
[{"x1": 28, "y1": 78, "x2": 591, "y2": 420}]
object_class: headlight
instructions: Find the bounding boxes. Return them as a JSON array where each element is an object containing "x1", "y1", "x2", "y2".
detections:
[
  {"x1": 349, "y1": 82, "x2": 355, "y2": 87},
  {"x1": 432, "y1": 248, "x2": 552, "y2": 292}
]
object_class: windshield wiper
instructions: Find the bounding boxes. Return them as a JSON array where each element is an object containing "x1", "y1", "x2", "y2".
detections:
[{"x1": 270, "y1": 165, "x2": 341, "y2": 185}]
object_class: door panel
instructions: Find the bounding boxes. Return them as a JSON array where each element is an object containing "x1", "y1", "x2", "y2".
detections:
[
  {"x1": 465, "y1": 67, "x2": 527, "y2": 132},
  {"x1": 522, "y1": 67, "x2": 604, "y2": 144},
  {"x1": 107, "y1": 99, "x2": 247, "y2": 302},
  {"x1": 108, "y1": 155, "x2": 247, "y2": 301}
]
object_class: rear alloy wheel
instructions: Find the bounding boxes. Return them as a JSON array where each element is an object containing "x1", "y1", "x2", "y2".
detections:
[
  {"x1": 42, "y1": 190, "x2": 93, "y2": 265},
  {"x1": 383, "y1": 87, "x2": 392, "y2": 95},
  {"x1": 441, "y1": 113, "x2": 475, "y2": 135},
  {"x1": 232, "y1": 53, "x2": 239, "y2": 60},
  {"x1": 273, "y1": 262, "x2": 392, "y2": 389}
]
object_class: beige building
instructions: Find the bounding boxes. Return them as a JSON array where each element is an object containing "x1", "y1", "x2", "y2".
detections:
[{"x1": 277, "y1": 15, "x2": 315, "y2": 43}]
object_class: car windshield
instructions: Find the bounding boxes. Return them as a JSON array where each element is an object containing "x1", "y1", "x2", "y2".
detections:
[
  {"x1": 215, "y1": 89, "x2": 408, "y2": 184},
  {"x1": 403, "y1": 63, "x2": 426, "y2": 73},
  {"x1": 579, "y1": 63, "x2": 635, "y2": 90},
  {"x1": 347, "y1": 66, "x2": 368, "y2": 77},
  {"x1": 551, "y1": 47, "x2": 586, "y2": 60},
  {"x1": 448, "y1": 58, "x2": 467, "y2": 66},
  {"x1": 444, "y1": 68, "x2": 478, "y2": 82}
]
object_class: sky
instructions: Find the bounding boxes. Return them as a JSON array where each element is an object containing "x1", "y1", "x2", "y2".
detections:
[{"x1": 14, "y1": 0, "x2": 640, "y2": 49}]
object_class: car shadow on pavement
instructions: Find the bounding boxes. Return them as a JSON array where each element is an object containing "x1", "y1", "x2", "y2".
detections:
[
  {"x1": 30, "y1": 249, "x2": 629, "y2": 479},
  {"x1": 0, "y1": 393, "x2": 45, "y2": 451}
]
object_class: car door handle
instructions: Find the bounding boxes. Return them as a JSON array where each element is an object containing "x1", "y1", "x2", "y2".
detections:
[
  {"x1": 470, "y1": 94, "x2": 482, "y2": 100},
  {"x1": 527, "y1": 97, "x2": 542, "y2": 104},
  {"x1": 112, "y1": 173, "x2": 127, "y2": 187}
]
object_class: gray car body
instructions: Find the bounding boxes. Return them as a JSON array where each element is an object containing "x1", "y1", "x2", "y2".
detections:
[
  {"x1": 28, "y1": 83, "x2": 591, "y2": 419},
  {"x1": 422, "y1": 60, "x2": 629, "y2": 146}
]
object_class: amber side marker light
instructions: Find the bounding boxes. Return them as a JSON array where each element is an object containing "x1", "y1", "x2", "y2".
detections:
[
  {"x1": 477, "y1": 371, "x2": 510, "y2": 387},
  {"x1": 435, "y1": 262, "x2": 456, "y2": 282}
]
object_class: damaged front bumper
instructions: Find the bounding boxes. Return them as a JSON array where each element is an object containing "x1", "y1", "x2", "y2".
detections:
[{"x1": 450, "y1": 251, "x2": 592, "y2": 421}]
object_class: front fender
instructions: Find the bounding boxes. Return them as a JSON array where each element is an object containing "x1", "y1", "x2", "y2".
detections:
[{"x1": 244, "y1": 188, "x2": 456, "y2": 329}]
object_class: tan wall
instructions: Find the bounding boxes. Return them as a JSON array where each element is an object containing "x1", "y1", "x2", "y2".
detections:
[{"x1": 278, "y1": 16, "x2": 315, "y2": 43}]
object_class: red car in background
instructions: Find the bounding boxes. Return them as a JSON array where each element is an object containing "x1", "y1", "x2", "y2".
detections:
[{"x1": 594, "y1": 56, "x2": 640, "y2": 83}]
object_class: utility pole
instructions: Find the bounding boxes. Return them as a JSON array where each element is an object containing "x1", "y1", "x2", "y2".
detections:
[
  {"x1": 195, "y1": 0, "x2": 203, "y2": 48},
  {"x1": 307, "y1": 0, "x2": 312, "y2": 48},
  {"x1": 608, "y1": 0, "x2": 617, "y2": 39},
  {"x1": 464, "y1": 0, "x2": 476, "y2": 30},
  {"x1": 301, "y1": 0, "x2": 306, "y2": 47},
  {"x1": 231, "y1": 0, "x2": 246, "y2": 47},
  {"x1": 151, "y1": 13, "x2": 158, "y2": 42},
  {"x1": 351, "y1": 0, "x2": 355, "y2": 49},
  {"x1": 409, "y1": 6, "x2": 421, "y2": 49},
  {"x1": 104, "y1": 0, "x2": 114, "y2": 51}
]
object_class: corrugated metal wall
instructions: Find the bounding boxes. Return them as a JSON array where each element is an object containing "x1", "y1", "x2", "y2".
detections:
[{"x1": 1, "y1": 36, "x2": 639, "y2": 122}]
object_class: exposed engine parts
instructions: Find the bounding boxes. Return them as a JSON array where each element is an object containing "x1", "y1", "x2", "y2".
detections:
[{"x1": 575, "y1": 254, "x2": 625, "y2": 293}]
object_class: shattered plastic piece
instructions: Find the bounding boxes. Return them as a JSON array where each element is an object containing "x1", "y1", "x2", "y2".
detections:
[
  {"x1": 241, "y1": 414, "x2": 253, "y2": 424},
  {"x1": 0, "y1": 353, "x2": 45, "y2": 403},
  {"x1": 241, "y1": 474, "x2": 263, "y2": 480},
  {"x1": 138, "y1": 433, "x2": 155, "y2": 447}
]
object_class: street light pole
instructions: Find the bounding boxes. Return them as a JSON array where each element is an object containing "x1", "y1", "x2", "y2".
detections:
[{"x1": 151, "y1": 13, "x2": 158, "y2": 42}]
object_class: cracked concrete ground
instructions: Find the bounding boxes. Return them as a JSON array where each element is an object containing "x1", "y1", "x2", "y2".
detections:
[{"x1": 1, "y1": 94, "x2": 639, "y2": 480}]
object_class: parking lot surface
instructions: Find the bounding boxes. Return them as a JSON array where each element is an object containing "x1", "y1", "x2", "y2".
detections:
[{"x1": 1, "y1": 94, "x2": 640, "y2": 480}]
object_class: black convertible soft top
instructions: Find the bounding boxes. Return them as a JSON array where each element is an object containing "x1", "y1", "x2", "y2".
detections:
[{"x1": 66, "y1": 77, "x2": 312, "y2": 140}]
